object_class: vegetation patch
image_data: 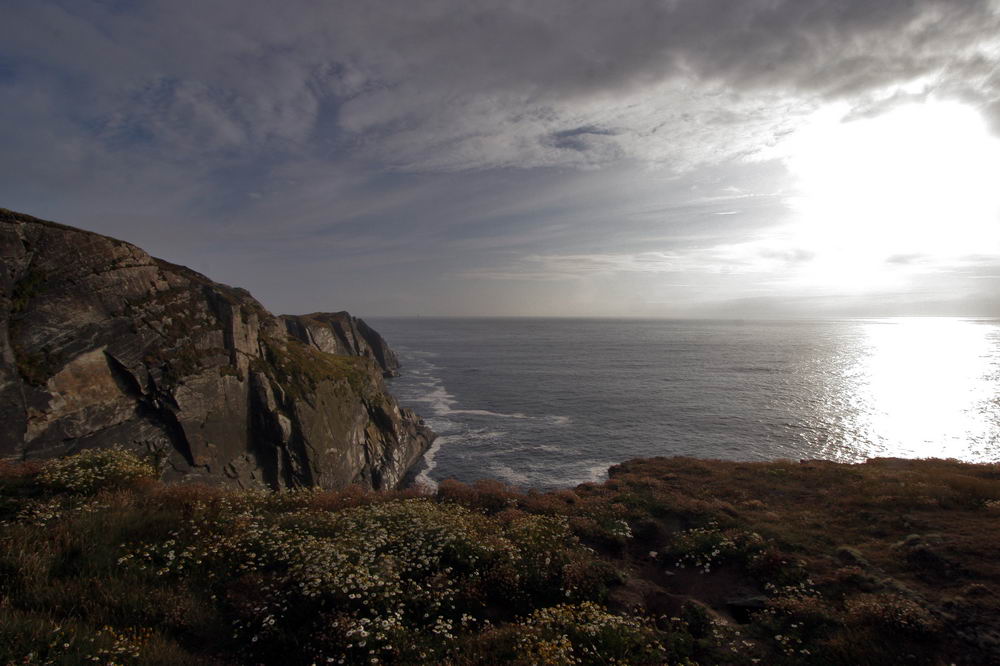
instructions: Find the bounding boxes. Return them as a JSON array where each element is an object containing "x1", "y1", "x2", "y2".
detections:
[
  {"x1": 2, "y1": 451, "x2": 999, "y2": 664},
  {"x1": 264, "y1": 338, "x2": 373, "y2": 400},
  {"x1": 35, "y1": 447, "x2": 157, "y2": 495}
]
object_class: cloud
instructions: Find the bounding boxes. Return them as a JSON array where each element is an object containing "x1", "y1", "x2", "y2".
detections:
[
  {"x1": 885, "y1": 253, "x2": 926, "y2": 266},
  {"x1": 462, "y1": 239, "x2": 822, "y2": 282},
  {"x1": 2, "y1": 0, "x2": 999, "y2": 316},
  {"x1": 3, "y1": 0, "x2": 999, "y2": 174},
  {"x1": 546, "y1": 125, "x2": 620, "y2": 154}
]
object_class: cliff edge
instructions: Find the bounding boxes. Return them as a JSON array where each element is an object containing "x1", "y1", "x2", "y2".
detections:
[
  {"x1": 281, "y1": 311, "x2": 400, "y2": 377},
  {"x1": 0, "y1": 208, "x2": 433, "y2": 490}
]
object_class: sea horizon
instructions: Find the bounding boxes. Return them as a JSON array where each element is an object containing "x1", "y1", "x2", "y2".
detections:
[
  {"x1": 362, "y1": 314, "x2": 1000, "y2": 319},
  {"x1": 371, "y1": 316, "x2": 1000, "y2": 490}
]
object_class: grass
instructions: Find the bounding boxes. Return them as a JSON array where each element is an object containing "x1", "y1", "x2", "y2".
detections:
[
  {"x1": 261, "y1": 338, "x2": 375, "y2": 402},
  {"x1": 2, "y1": 451, "x2": 999, "y2": 664}
]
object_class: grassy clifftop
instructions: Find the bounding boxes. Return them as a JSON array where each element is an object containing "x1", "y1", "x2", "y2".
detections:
[{"x1": 2, "y1": 450, "x2": 999, "y2": 665}]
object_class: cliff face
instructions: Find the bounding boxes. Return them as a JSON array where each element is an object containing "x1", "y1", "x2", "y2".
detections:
[
  {"x1": 281, "y1": 312, "x2": 400, "y2": 377},
  {"x1": 0, "y1": 208, "x2": 433, "y2": 490}
]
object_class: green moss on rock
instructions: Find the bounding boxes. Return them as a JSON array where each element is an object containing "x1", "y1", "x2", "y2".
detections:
[{"x1": 264, "y1": 338, "x2": 374, "y2": 400}]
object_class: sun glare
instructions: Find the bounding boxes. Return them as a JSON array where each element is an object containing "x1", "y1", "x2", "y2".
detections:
[
  {"x1": 785, "y1": 101, "x2": 1000, "y2": 287},
  {"x1": 844, "y1": 318, "x2": 1000, "y2": 461}
]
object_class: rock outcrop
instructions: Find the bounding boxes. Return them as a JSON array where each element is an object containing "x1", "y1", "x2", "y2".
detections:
[
  {"x1": 281, "y1": 312, "x2": 400, "y2": 377},
  {"x1": 0, "y1": 208, "x2": 433, "y2": 490}
]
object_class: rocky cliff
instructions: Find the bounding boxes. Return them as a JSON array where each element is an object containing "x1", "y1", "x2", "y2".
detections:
[
  {"x1": 0, "y1": 208, "x2": 433, "y2": 490},
  {"x1": 281, "y1": 311, "x2": 400, "y2": 377}
]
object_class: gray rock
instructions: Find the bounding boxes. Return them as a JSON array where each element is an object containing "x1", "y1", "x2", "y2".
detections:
[
  {"x1": 0, "y1": 208, "x2": 433, "y2": 490},
  {"x1": 281, "y1": 311, "x2": 400, "y2": 377}
]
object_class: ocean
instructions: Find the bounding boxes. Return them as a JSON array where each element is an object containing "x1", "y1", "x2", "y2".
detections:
[{"x1": 367, "y1": 317, "x2": 1000, "y2": 490}]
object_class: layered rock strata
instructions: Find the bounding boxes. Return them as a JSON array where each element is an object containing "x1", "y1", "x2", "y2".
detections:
[{"x1": 0, "y1": 208, "x2": 433, "y2": 490}]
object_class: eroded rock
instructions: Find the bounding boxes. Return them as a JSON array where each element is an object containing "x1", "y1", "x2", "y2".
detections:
[{"x1": 0, "y1": 208, "x2": 433, "y2": 490}]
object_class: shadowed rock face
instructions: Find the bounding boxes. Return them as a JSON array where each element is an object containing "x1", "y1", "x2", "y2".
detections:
[{"x1": 0, "y1": 208, "x2": 433, "y2": 490}]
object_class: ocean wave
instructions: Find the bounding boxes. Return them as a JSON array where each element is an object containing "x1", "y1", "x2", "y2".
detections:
[
  {"x1": 411, "y1": 386, "x2": 457, "y2": 415},
  {"x1": 584, "y1": 462, "x2": 614, "y2": 483},
  {"x1": 414, "y1": 434, "x2": 455, "y2": 490},
  {"x1": 449, "y1": 408, "x2": 528, "y2": 419},
  {"x1": 469, "y1": 429, "x2": 506, "y2": 439},
  {"x1": 489, "y1": 463, "x2": 531, "y2": 486},
  {"x1": 521, "y1": 461, "x2": 617, "y2": 489},
  {"x1": 412, "y1": 386, "x2": 533, "y2": 420}
]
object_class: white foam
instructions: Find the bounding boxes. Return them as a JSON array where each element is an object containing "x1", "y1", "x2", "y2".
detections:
[
  {"x1": 490, "y1": 463, "x2": 531, "y2": 486},
  {"x1": 549, "y1": 415, "x2": 571, "y2": 426},
  {"x1": 547, "y1": 461, "x2": 616, "y2": 487},
  {"x1": 425, "y1": 417, "x2": 460, "y2": 432},
  {"x1": 412, "y1": 386, "x2": 458, "y2": 416},
  {"x1": 399, "y1": 354, "x2": 546, "y2": 488},
  {"x1": 449, "y1": 408, "x2": 528, "y2": 419},
  {"x1": 414, "y1": 434, "x2": 455, "y2": 490},
  {"x1": 578, "y1": 462, "x2": 615, "y2": 484},
  {"x1": 412, "y1": 385, "x2": 529, "y2": 420}
]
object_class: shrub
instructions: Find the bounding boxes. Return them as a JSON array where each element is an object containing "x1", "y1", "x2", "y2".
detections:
[
  {"x1": 512, "y1": 602, "x2": 667, "y2": 665},
  {"x1": 754, "y1": 593, "x2": 837, "y2": 659},
  {"x1": 844, "y1": 594, "x2": 939, "y2": 634},
  {"x1": 37, "y1": 448, "x2": 157, "y2": 495},
  {"x1": 663, "y1": 523, "x2": 766, "y2": 574},
  {"x1": 122, "y1": 497, "x2": 602, "y2": 663}
]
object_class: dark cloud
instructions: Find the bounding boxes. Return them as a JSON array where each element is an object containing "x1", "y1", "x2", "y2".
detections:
[{"x1": 547, "y1": 126, "x2": 619, "y2": 152}]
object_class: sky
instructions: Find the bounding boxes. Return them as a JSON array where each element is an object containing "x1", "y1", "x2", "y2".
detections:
[{"x1": 2, "y1": 0, "x2": 1000, "y2": 318}]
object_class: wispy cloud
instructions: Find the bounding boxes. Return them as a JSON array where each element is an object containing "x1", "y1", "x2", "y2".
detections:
[{"x1": 461, "y1": 240, "x2": 820, "y2": 282}]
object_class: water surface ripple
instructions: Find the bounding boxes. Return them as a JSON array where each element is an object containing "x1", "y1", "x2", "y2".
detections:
[{"x1": 367, "y1": 318, "x2": 1000, "y2": 489}]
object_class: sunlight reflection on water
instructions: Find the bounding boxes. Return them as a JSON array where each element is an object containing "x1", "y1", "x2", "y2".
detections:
[
  {"x1": 839, "y1": 318, "x2": 1000, "y2": 461},
  {"x1": 376, "y1": 316, "x2": 1000, "y2": 488}
]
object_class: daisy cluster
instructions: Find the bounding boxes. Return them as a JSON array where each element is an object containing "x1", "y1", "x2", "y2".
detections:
[
  {"x1": 36, "y1": 448, "x2": 156, "y2": 495},
  {"x1": 121, "y1": 497, "x2": 597, "y2": 663},
  {"x1": 3, "y1": 495, "x2": 111, "y2": 527},
  {"x1": 844, "y1": 594, "x2": 939, "y2": 634},
  {"x1": 513, "y1": 601, "x2": 666, "y2": 665},
  {"x1": 663, "y1": 523, "x2": 765, "y2": 574}
]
